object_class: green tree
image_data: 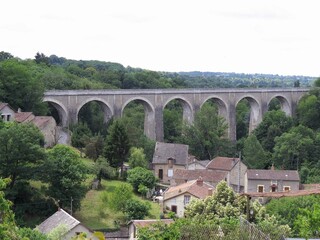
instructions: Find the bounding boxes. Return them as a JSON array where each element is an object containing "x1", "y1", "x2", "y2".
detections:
[
  {"x1": 43, "y1": 145, "x2": 87, "y2": 211},
  {"x1": 254, "y1": 110, "x2": 293, "y2": 153},
  {"x1": 0, "y1": 123, "x2": 45, "y2": 188},
  {"x1": 0, "y1": 59, "x2": 46, "y2": 115},
  {"x1": 103, "y1": 120, "x2": 130, "y2": 177},
  {"x1": 94, "y1": 156, "x2": 117, "y2": 181},
  {"x1": 127, "y1": 167, "x2": 156, "y2": 192},
  {"x1": 180, "y1": 104, "x2": 234, "y2": 160},
  {"x1": 294, "y1": 204, "x2": 320, "y2": 238},
  {"x1": 0, "y1": 51, "x2": 13, "y2": 61},
  {"x1": 124, "y1": 199, "x2": 151, "y2": 220},
  {"x1": 71, "y1": 123, "x2": 92, "y2": 149},
  {"x1": 243, "y1": 134, "x2": 269, "y2": 169},
  {"x1": 273, "y1": 125, "x2": 316, "y2": 169},
  {"x1": 297, "y1": 88, "x2": 320, "y2": 130},
  {"x1": 108, "y1": 183, "x2": 133, "y2": 212},
  {"x1": 128, "y1": 147, "x2": 148, "y2": 169}
]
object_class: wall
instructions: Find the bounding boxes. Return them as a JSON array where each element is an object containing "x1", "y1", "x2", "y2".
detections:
[
  {"x1": 0, "y1": 105, "x2": 15, "y2": 121},
  {"x1": 163, "y1": 194, "x2": 197, "y2": 218},
  {"x1": 229, "y1": 161, "x2": 247, "y2": 192},
  {"x1": 154, "y1": 164, "x2": 186, "y2": 184},
  {"x1": 64, "y1": 224, "x2": 97, "y2": 240}
]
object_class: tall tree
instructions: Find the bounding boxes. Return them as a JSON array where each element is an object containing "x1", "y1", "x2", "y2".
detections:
[
  {"x1": 0, "y1": 51, "x2": 13, "y2": 62},
  {"x1": 0, "y1": 123, "x2": 45, "y2": 189},
  {"x1": 0, "y1": 59, "x2": 47, "y2": 115},
  {"x1": 243, "y1": 134, "x2": 269, "y2": 169},
  {"x1": 180, "y1": 104, "x2": 234, "y2": 160},
  {"x1": 43, "y1": 145, "x2": 87, "y2": 211},
  {"x1": 297, "y1": 88, "x2": 320, "y2": 130},
  {"x1": 103, "y1": 120, "x2": 130, "y2": 177},
  {"x1": 273, "y1": 125, "x2": 316, "y2": 170},
  {"x1": 254, "y1": 110, "x2": 293, "y2": 153}
]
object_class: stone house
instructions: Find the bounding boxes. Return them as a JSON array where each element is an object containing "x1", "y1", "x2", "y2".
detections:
[
  {"x1": 171, "y1": 168, "x2": 228, "y2": 187},
  {"x1": 206, "y1": 156, "x2": 247, "y2": 192},
  {"x1": 163, "y1": 177, "x2": 214, "y2": 218},
  {"x1": 128, "y1": 219, "x2": 174, "y2": 240},
  {"x1": 0, "y1": 103, "x2": 15, "y2": 122},
  {"x1": 0, "y1": 103, "x2": 57, "y2": 148},
  {"x1": 152, "y1": 142, "x2": 190, "y2": 184},
  {"x1": 37, "y1": 208, "x2": 97, "y2": 240},
  {"x1": 186, "y1": 157, "x2": 210, "y2": 170},
  {"x1": 244, "y1": 168, "x2": 300, "y2": 203}
]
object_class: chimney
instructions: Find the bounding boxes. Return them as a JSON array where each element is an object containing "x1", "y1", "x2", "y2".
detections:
[
  {"x1": 271, "y1": 164, "x2": 275, "y2": 171},
  {"x1": 18, "y1": 108, "x2": 21, "y2": 113},
  {"x1": 208, "y1": 188, "x2": 213, "y2": 196},
  {"x1": 168, "y1": 157, "x2": 174, "y2": 168},
  {"x1": 196, "y1": 176, "x2": 203, "y2": 186}
]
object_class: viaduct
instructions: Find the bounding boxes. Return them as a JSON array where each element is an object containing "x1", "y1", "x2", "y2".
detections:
[{"x1": 43, "y1": 88, "x2": 309, "y2": 141}]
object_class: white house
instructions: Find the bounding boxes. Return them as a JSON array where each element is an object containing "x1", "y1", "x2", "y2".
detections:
[{"x1": 37, "y1": 208, "x2": 97, "y2": 240}]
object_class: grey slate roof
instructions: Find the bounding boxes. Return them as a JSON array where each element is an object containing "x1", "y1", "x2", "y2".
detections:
[
  {"x1": 37, "y1": 208, "x2": 80, "y2": 234},
  {"x1": 152, "y1": 142, "x2": 189, "y2": 165},
  {"x1": 247, "y1": 169, "x2": 300, "y2": 181}
]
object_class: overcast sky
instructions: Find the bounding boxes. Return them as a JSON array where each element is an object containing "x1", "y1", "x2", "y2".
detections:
[{"x1": 1, "y1": 0, "x2": 319, "y2": 76}]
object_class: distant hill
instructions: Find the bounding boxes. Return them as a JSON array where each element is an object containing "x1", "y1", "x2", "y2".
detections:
[{"x1": 178, "y1": 71, "x2": 315, "y2": 88}]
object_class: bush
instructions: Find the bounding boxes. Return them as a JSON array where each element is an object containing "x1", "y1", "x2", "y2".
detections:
[
  {"x1": 127, "y1": 167, "x2": 156, "y2": 192},
  {"x1": 124, "y1": 199, "x2": 151, "y2": 220}
]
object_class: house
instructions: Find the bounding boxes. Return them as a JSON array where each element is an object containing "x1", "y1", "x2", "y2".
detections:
[
  {"x1": 0, "y1": 103, "x2": 15, "y2": 122},
  {"x1": 37, "y1": 208, "x2": 97, "y2": 240},
  {"x1": 244, "y1": 168, "x2": 300, "y2": 203},
  {"x1": 163, "y1": 177, "x2": 214, "y2": 217},
  {"x1": 128, "y1": 219, "x2": 174, "y2": 240},
  {"x1": 186, "y1": 157, "x2": 210, "y2": 170},
  {"x1": 171, "y1": 168, "x2": 227, "y2": 187},
  {"x1": 152, "y1": 142, "x2": 190, "y2": 184},
  {"x1": 206, "y1": 156, "x2": 247, "y2": 192},
  {"x1": 0, "y1": 103, "x2": 57, "y2": 148}
]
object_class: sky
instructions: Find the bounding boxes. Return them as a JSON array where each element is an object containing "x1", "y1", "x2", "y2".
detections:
[{"x1": 1, "y1": 0, "x2": 320, "y2": 77}]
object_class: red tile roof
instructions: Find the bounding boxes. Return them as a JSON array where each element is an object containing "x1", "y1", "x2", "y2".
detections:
[
  {"x1": 164, "y1": 179, "x2": 214, "y2": 201},
  {"x1": 206, "y1": 156, "x2": 240, "y2": 171},
  {"x1": 246, "y1": 169, "x2": 300, "y2": 181},
  {"x1": 173, "y1": 169, "x2": 227, "y2": 183},
  {"x1": 15, "y1": 112, "x2": 34, "y2": 123},
  {"x1": 32, "y1": 116, "x2": 53, "y2": 128}
]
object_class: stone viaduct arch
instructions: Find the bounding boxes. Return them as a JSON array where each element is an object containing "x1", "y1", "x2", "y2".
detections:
[{"x1": 44, "y1": 88, "x2": 309, "y2": 141}]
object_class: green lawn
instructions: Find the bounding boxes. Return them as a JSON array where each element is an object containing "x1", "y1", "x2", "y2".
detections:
[{"x1": 73, "y1": 179, "x2": 161, "y2": 231}]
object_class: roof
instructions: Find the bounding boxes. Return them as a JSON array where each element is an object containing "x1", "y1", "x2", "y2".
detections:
[
  {"x1": 173, "y1": 169, "x2": 227, "y2": 183},
  {"x1": 15, "y1": 112, "x2": 34, "y2": 123},
  {"x1": 32, "y1": 116, "x2": 55, "y2": 128},
  {"x1": 242, "y1": 188, "x2": 320, "y2": 198},
  {"x1": 206, "y1": 156, "x2": 240, "y2": 171},
  {"x1": 164, "y1": 179, "x2": 214, "y2": 201},
  {"x1": 37, "y1": 208, "x2": 81, "y2": 234},
  {"x1": 152, "y1": 142, "x2": 189, "y2": 165},
  {"x1": 0, "y1": 102, "x2": 8, "y2": 111},
  {"x1": 128, "y1": 219, "x2": 174, "y2": 228},
  {"x1": 246, "y1": 169, "x2": 300, "y2": 181}
]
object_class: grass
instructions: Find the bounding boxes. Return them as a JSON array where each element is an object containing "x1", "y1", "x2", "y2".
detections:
[{"x1": 73, "y1": 179, "x2": 161, "y2": 231}]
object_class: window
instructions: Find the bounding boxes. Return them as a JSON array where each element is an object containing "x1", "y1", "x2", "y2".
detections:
[
  {"x1": 257, "y1": 185, "x2": 264, "y2": 193},
  {"x1": 171, "y1": 205, "x2": 177, "y2": 213},
  {"x1": 184, "y1": 195, "x2": 191, "y2": 205},
  {"x1": 283, "y1": 186, "x2": 291, "y2": 192},
  {"x1": 271, "y1": 184, "x2": 277, "y2": 192},
  {"x1": 158, "y1": 169, "x2": 163, "y2": 180},
  {"x1": 168, "y1": 169, "x2": 173, "y2": 177},
  {"x1": 6, "y1": 115, "x2": 10, "y2": 121}
]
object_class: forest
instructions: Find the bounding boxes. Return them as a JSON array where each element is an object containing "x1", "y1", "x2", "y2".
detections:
[{"x1": 1, "y1": 51, "x2": 320, "y2": 239}]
